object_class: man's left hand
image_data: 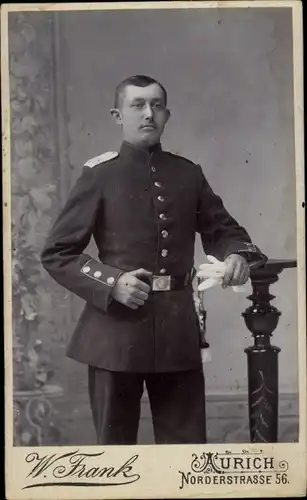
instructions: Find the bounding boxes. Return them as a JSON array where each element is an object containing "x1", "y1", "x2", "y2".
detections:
[{"x1": 223, "y1": 254, "x2": 250, "y2": 288}]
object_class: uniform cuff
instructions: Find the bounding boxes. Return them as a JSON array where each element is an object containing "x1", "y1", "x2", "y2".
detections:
[
  {"x1": 80, "y1": 259, "x2": 122, "y2": 287},
  {"x1": 80, "y1": 259, "x2": 124, "y2": 311},
  {"x1": 224, "y1": 242, "x2": 267, "y2": 269}
]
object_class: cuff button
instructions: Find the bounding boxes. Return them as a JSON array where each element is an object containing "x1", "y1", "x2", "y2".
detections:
[
  {"x1": 107, "y1": 277, "x2": 115, "y2": 285},
  {"x1": 83, "y1": 266, "x2": 90, "y2": 273},
  {"x1": 94, "y1": 271, "x2": 102, "y2": 278}
]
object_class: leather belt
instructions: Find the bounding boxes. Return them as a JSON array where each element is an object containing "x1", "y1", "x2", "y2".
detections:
[{"x1": 151, "y1": 273, "x2": 192, "y2": 292}]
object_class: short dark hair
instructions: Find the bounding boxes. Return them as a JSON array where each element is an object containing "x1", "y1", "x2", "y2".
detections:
[{"x1": 114, "y1": 75, "x2": 168, "y2": 108}]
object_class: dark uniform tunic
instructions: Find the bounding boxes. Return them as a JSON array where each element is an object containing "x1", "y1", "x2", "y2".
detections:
[
  {"x1": 41, "y1": 141, "x2": 266, "y2": 445},
  {"x1": 41, "y1": 141, "x2": 266, "y2": 373}
]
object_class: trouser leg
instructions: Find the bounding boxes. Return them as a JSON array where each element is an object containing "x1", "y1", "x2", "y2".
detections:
[
  {"x1": 146, "y1": 368, "x2": 207, "y2": 444},
  {"x1": 88, "y1": 366, "x2": 144, "y2": 445}
]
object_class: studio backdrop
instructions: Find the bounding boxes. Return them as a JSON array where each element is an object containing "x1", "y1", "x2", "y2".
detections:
[{"x1": 9, "y1": 7, "x2": 298, "y2": 446}]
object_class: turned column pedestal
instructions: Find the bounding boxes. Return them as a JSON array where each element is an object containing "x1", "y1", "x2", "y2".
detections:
[{"x1": 242, "y1": 259, "x2": 297, "y2": 443}]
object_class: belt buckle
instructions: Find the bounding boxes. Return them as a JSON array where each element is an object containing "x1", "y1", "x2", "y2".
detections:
[{"x1": 152, "y1": 275, "x2": 171, "y2": 292}]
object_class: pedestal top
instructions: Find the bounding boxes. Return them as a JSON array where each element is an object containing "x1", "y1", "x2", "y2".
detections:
[
  {"x1": 250, "y1": 258, "x2": 297, "y2": 278},
  {"x1": 264, "y1": 259, "x2": 297, "y2": 268}
]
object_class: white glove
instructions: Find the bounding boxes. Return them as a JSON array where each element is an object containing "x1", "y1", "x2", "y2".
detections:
[
  {"x1": 201, "y1": 347, "x2": 212, "y2": 364},
  {"x1": 197, "y1": 255, "x2": 251, "y2": 292}
]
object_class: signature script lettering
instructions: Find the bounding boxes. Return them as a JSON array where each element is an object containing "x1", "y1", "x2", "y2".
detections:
[{"x1": 24, "y1": 450, "x2": 140, "y2": 488}]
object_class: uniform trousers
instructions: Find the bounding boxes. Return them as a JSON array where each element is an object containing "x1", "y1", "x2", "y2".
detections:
[{"x1": 88, "y1": 366, "x2": 207, "y2": 445}]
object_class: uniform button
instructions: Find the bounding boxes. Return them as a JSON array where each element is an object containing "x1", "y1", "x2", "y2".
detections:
[
  {"x1": 157, "y1": 195, "x2": 165, "y2": 202},
  {"x1": 154, "y1": 181, "x2": 162, "y2": 188},
  {"x1": 161, "y1": 230, "x2": 168, "y2": 238},
  {"x1": 159, "y1": 213, "x2": 167, "y2": 220},
  {"x1": 83, "y1": 266, "x2": 90, "y2": 273},
  {"x1": 160, "y1": 268, "x2": 167, "y2": 274},
  {"x1": 94, "y1": 271, "x2": 102, "y2": 278},
  {"x1": 151, "y1": 166, "x2": 156, "y2": 172},
  {"x1": 107, "y1": 277, "x2": 115, "y2": 285},
  {"x1": 161, "y1": 249, "x2": 168, "y2": 257}
]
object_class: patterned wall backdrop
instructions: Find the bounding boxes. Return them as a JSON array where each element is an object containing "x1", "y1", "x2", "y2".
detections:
[{"x1": 9, "y1": 12, "x2": 68, "y2": 446}]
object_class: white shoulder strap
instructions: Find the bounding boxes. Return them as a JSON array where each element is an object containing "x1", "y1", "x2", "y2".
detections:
[{"x1": 84, "y1": 151, "x2": 118, "y2": 168}]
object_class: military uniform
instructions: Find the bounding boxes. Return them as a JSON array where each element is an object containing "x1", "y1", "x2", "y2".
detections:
[{"x1": 41, "y1": 141, "x2": 266, "y2": 444}]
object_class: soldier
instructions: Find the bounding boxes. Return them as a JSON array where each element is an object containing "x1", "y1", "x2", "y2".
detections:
[{"x1": 41, "y1": 75, "x2": 266, "y2": 445}]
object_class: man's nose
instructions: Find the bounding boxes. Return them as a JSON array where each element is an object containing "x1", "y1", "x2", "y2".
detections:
[{"x1": 143, "y1": 104, "x2": 154, "y2": 118}]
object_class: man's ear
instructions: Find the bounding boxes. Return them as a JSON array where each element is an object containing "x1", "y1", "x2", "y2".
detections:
[
  {"x1": 110, "y1": 108, "x2": 122, "y2": 125},
  {"x1": 165, "y1": 108, "x2": 171, "y2": 123}
]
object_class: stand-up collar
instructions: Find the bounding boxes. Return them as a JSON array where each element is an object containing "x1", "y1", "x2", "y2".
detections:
[{"x1": 119, "y1": 141, "x2": 163, "y2": 164}]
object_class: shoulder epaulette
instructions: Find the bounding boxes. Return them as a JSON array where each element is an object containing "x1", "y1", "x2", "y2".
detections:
[{"x1": 84, "y1": 151, "x2": 118, "y2": 168}]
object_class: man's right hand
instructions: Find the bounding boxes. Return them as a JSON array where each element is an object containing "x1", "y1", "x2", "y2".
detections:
[{"x1": 111, "y1": 268, "x2": 152, "y2": 309}]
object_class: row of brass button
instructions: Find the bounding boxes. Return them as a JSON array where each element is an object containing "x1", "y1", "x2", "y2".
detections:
[{"x1": 152, "y1": 165, "x2": 169, "y2": 274}]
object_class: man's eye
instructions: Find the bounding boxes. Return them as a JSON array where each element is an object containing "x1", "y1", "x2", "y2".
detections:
[{"x1": 132, "y1": 102, "x2": 144, "y2": 108}]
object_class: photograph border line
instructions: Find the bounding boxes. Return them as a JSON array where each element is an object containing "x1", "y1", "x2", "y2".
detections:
[
  {"x1": 291, "y1": 1, "x2": 306, "y2": 445},
  {"x1": 0, "y1": 0, "x2": 302, "y2": 14}
]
